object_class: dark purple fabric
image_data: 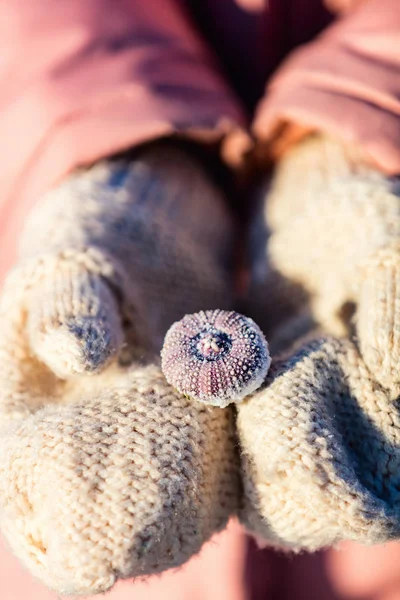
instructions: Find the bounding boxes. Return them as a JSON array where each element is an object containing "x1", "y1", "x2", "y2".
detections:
[{"x1": 186, "y1": 0, "x2": 334, "y2": 111}]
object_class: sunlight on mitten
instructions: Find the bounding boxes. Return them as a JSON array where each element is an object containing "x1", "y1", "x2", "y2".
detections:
[
  {"x1": 0, "y1": 143, "x2": 238, "y2": 595},
  {"x1": 237, "y1": 336, "x2": 400, "y2": 551},
  {"x1": 248, "y1": 135, "x2": 400, "y2": 344},
  {"x1": 357, "y1": 246, "x2": 400, "y2": 395},
  {"x1": 0, "y1": 364, "x2": 239, "y2": 596}
]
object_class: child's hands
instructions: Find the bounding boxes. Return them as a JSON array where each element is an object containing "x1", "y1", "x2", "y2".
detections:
[
  {"x1": 238, "y1": 335, "x2": 400, "y2": 550},
  {"x1": 251, "y1": 135, "x2": 400, "y2": 391},
  {"x1": 15, "y1": 144, "x2": 235, "y2": 363},
  {"x1": 238, "y1": 135, "x2": 400, "y2": 550},
  {"x1": 0, "y1": 144, "x2": 240, "y2": 595},
  {"x1": 0, "y1": 360, "x2": 239, "y2": 595}
]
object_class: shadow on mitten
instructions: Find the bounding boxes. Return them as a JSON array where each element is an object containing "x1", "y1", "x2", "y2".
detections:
[
  {"x1": 237, "y1": 336, "x2": 400, "y2": 551},
  {"x1": 0, "y1": 364, "x2": 240, "y2": 596},
  {"x1": 245, "y1": 189, "x2": 316, "y2": 355}
]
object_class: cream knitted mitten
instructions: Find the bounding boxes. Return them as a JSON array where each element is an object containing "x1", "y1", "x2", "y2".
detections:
[
  {"x1": 239, "y1": 135, "x2": 400, "y2": 550},
  {"x1": 249, "y1": 134, "x2": 400, "y2": 388},
  {"x1": 0, "y1": 144, "x2": 239, "y2": 595},
  {"x1": 238, "y1": 336, "x2": 400, "y2": 550}
]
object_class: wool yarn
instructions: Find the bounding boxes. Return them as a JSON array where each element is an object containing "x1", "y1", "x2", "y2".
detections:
[
  {"x1": 240, "y1": 134, "x2": 400, "y2": 550},
  {"x1": 238, "y1": 335, "x2": 400, "y2": 550},
  {"x1": 0, "y1": 144, "x2": 240, "y2": 595}
]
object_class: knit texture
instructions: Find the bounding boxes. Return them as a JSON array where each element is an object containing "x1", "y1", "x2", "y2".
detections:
[
  {"x1": 0, "y1": 363, "x2": 239, "y2": 595},
  {"x1": 357, "y1": 247, "x2": 400, "y2": 396},
  {"x1": 237, "y1": 336, "x2": 400, "y2": 551},
  {"x1": 239, "y1": 134, "x2": 400, "y2": 550},
  {"x1": 247, "y1": 134, "x2": 400, "y2": 381},
  {"x1": 0, "y1": 144, "x2": 240, "y2": 595},
  {"x1": 18, "y1": 143, "x2": 236, "y2": 364},
  {"x1": 246, "y1": 204, "x2": 312, "y2": 356}
]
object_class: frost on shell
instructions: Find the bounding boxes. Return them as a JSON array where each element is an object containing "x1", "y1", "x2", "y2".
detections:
[{"x1": 161, "y1": 310, "x2": 271, "y2": 407}]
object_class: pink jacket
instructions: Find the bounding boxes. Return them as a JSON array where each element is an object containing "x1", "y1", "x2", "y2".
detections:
[
  {"x1": 1, "y1": 2, "x2": 400, "y2": 600},
  {"x1": 1, "y1": 0, "x2": 400, "y2": 280}
]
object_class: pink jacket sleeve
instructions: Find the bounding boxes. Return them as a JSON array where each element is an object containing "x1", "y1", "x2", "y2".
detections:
[
  {"x1": 254, "y1": 0, "x2": 400, "y2": 174},
  {"x1": 0, "y1": 0, "x2": 246, "y2": 281}
]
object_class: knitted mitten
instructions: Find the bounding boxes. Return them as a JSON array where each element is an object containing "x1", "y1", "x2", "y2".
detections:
[
  {"x1": 238, "y1": 134, "x2": 400, "y2": 550},
  {"x1": 237, "y1": 335, "x2": 400, "y2": 550},
  {"x1": 248, "y1": 134, "x2": 400, "y2": 390},
  {"x1": 0, "y1": 143, "x2": 240, "y2": 595}
]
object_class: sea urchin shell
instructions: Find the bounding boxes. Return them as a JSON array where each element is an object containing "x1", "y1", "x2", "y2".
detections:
[{"x1": 161, "y1": 310, "x2": 271, "y2": 407}]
